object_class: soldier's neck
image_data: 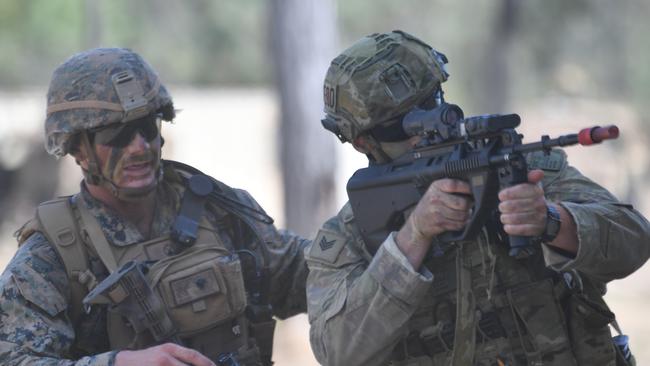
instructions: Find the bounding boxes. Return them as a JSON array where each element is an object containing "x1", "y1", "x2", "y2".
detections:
[{"x1": 86, "y1": 183, "x2": 157, "y2": 238}]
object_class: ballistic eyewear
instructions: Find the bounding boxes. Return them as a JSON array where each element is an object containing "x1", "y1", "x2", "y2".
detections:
[
  {"x1": 369, "y1": 117, "x2": 410, "y2": 142},
  {"x1": 91, "y1": 114, "x2": 162, "y2": 148}
]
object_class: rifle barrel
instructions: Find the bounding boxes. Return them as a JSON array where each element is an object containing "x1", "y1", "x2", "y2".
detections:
[
  {"x1": 511, "y1": 125, "x2": 619, "y2": 155},
  {"x1": 578, "y1": 125, "x2": 619, "y2": 145}
]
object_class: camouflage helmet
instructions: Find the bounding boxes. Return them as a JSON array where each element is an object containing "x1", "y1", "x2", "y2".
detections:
[
  {"x1": 322, "y1": 30, "x2": 449, "y2": 143},
  {"x1": 45, "y1": 47, "x2": 174, "y2": 157}
]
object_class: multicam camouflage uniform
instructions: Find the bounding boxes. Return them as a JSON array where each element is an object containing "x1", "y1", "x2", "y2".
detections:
[
  {"x1": 306, "y1": 31, "x2": 650, "y2": 366},
  {"x1": 0, "y1": 48, "x2": 309, "y2": 366}
]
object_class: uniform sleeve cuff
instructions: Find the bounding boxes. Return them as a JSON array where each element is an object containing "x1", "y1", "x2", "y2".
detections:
[
  {"x1": 542, "y1": 202, "x2": 588, "y2": 271},
  {"x1": 107, "y1": 351, "x2": 118, "y2": 366},
  {"x1": 541, "y1": 243, "x2": 574, "y2": 270},
  {"x1": 76, "y1": 350, "x2": 119, "y2": 366},
  {"x1": 367, "y1": 232, "x2": 433, "y2": 306}
]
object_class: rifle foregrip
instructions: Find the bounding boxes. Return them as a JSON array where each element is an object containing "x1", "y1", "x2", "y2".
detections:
[
  {"x1": 508, "y1": 235, "x2": 533, "y2": 257},
  {"x1": 505, "y1": 153, "x2": 534, "y2": 258}
]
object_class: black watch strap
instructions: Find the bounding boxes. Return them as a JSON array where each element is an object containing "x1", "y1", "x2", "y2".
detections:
[{"x1": 541, "y1": 204, "x2": 562, "y2": 243}]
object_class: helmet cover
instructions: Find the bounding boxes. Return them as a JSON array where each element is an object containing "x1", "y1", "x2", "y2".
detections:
[
  {"x1": 322, "y1": 30, "x2": 448, "y2": 143},
  {"x1": 45, "y1": 47, "x2": 174, "y2": 157}
]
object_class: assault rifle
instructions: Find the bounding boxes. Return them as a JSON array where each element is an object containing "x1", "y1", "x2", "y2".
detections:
[
  {"x1": 83, "y1": 260, "x2": 179, "y2": 343},
  {"x1": 347, "y1": 102, "x2": 619, "y2": 257}
]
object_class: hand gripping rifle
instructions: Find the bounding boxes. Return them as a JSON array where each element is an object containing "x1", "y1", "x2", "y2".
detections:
[{"x1": 346, "y1": 102, "x2": 619, "y2": 257}]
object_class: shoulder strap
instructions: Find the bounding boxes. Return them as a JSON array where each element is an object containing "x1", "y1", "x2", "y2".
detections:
[
  {"x1": 35, "y1": 197, "x2": 96, "y2": 325},
  {"x1": 169, "y1": 161, "x2": 278, "y2": 365},
  {"x1": 164, "y1": 160, "x2": 273, "y2": 225},
  {"x1": 76, "y1": 201, "x2": 119, "y2": 272}
]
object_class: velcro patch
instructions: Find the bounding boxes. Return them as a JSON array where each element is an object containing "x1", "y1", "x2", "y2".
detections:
[
  {"x1": 323, "y1": 83, "x2": 337, "y2": 111},
  {"x1": 308, "y1": 229, "x2": 347, "y2": 265},
  {"x1": 527, "y1": 151, "x2": 565, "y2": 172}
]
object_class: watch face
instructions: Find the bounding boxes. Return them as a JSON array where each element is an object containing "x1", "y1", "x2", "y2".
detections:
[{"x1": 543, "y1": 204, "x2": 562, "y2": 242}]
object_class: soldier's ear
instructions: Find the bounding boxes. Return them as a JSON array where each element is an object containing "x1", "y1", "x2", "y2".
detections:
[{"x1": 71, "y1": 143, "x2": 89, "y2": 169}]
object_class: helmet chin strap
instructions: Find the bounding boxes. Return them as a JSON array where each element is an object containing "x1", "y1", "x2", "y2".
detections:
[
  {"x1": 355, "y1": 134, "x2": 392, "y2": 164},
  {"x1": 79, "y1": 131, "x2": 162, "y2": 201}
]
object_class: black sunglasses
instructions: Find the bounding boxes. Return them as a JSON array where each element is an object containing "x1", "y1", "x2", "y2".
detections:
[
  {"x1": 91, "y1": 114, "x2": 162, "y2": 148},
  {"x1": 369, "y1": 117, "x2": 410, "y2": 143}
]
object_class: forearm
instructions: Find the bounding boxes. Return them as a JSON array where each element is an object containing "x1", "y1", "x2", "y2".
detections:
[
  {"x1": 545, "y1": 203, "x2": 578, "y2": 254},
  {"x1": 538, "y1": 160, "x2": 650, "y2": 281},
  {"x1": 395, "y1": 220, "x2": 432, "y2": 270},
  {"x1": 0, "y1": 287, "x2": 116, "y2": 366},
  {"x1": 264, "y1": 229, "x2": 310, "y2": 318},
  {"x1": 308, "y1": 236, "x2": 432, "y2": 365},
  {"x1": 232, "y1": 189, "x2": 310, "y2": 318},
  {"x1": 0, "y1": 236, "x2": 116, "y2": 366},
  {"x1": 310, "y1": 280, "x2": 413, "y2": 366},
  {"x1": 0, "y1": 348, "x2": 117, "y2": 366},
  {"x1": 544, "y1": 201, "x2": 650, "y2": 281}
]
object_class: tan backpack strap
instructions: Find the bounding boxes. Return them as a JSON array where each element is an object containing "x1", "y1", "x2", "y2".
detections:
[
  {"x1": 35, "y1": 198, "x2": 94, "y2": 325},
  {"x1": 76, "y1": 200, "x2": 118, "y2": 272}
]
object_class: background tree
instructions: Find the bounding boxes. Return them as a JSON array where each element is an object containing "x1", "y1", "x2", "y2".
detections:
[
  {"x1": 1, "y1": 2, "x2": 649, "y2": 362},
  {"x1": 268, "y1": 0, "x2": 338, "y2": 236}
]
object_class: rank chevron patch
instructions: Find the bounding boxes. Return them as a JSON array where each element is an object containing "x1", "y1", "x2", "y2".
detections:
[
  {"x1": 319, "y1": 235, "x2": 336, "y2": 251},
  {"x1": 308, "y1": 228, "x2": 346, "y2": 264}
]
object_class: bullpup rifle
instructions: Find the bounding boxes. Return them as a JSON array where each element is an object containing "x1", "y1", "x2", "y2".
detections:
[{"x1": 346, "y1": 102, "x2": 619, "y2": 257}]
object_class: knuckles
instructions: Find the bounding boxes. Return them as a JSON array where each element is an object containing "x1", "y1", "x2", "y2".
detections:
[{"x1": 433, "y1": 178, "x2": 471, "y2": 194}]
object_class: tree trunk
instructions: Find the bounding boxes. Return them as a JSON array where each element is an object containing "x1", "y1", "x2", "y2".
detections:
[
  {"x1": 476, "y1": 0, "x2": 519, "y2": 112},
  {"x1": 269, "y1": 0, "x2": 338, "y2": 237},
  {"x1": 84, "y1": 0, "x2": 103, "y2": 48}
]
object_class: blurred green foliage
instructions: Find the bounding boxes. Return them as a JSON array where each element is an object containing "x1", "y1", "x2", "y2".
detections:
[
  {"x1": 0, "y1": 0, "x2": 269, "y2": 86},
  {"x1": 0, "y1": 0, "x2": 648, "y2": 116}
]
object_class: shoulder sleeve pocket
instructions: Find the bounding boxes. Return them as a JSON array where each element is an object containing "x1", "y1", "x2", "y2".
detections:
[{"x1": 11, "y1": 266, "x2": 66, "y2": 317}]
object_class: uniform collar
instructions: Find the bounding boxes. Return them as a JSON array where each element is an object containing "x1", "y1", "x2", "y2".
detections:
[{"x1": 76, "y1": 178, "x2": 181, "y2": 247}]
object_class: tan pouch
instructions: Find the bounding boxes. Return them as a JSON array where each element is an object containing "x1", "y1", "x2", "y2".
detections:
[{"x1": 147, "y1": 244, "x2": 247, "y2": 337}]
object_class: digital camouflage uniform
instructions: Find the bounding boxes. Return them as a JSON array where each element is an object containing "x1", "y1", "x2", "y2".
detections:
[
  {"x1": 0, "y1": 165, "x2": 309, "y2": 365},
  {"x1": 306, "y1": 31, "x2": 650, "y2": 366},
  {"x1": 0, "y1": 48, "x2": 310, "y2": 366}
]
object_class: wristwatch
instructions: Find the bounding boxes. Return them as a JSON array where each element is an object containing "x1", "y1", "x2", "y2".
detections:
[{"x1": 540, "y1": 204, "x2": 562, "y2": 243}]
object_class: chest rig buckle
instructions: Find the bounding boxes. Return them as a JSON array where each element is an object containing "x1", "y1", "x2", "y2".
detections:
[{"x1": 171, "y1": 174, "x2": 214, "y2": 247}]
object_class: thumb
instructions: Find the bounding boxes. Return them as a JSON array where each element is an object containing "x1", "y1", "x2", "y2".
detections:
[{"x1": 528, "y1": 169, "x2": 544, "y2": 184}]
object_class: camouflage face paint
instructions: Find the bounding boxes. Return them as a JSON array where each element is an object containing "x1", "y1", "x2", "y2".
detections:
[{"x1": 97, "y1": 134, "x2": 162, "y2": 189}]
